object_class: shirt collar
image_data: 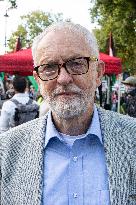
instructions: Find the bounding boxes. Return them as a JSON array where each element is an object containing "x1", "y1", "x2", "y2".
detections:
[
  {"x1": 86, "y1": 105, "x2": 102, "y2": 144},
  {"x1": 45, "y1": 105, "x2": 102, "y2": 147},
  {"x1": 45, "y1": 110, "x2": 60, "y2": 147}
]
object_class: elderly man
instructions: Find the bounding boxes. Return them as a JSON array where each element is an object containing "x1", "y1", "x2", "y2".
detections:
[{"x1": 0, "y1": 22, "x2": 136, "y2": 205}]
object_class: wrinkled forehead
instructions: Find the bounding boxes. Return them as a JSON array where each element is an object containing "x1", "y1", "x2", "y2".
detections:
[
  {"x1": 38, "y1": 28, "x2": 88, "y2": 47},
  {"x1": 35, "y1": 28, "x2": 92, "y2": 63}
]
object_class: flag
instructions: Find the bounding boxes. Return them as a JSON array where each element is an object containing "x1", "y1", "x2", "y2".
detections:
[
  {"x1": 105, "y1": 32, "x2": 116, "y2": 108},
  {"x1": 15, "y1": 36, "x2": 22, "y2": 52},
  {"x1": 108, "y1": 32, "x2": 115, "y2": 57}
]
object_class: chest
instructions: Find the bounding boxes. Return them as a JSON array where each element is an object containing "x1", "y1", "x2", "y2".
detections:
[{"x1": 42, "y1": 135, "x2": 110, "y2": 205}]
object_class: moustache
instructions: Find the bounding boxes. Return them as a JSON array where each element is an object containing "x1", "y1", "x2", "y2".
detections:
[{"x1": 51, "y1": 85, "x2": 83, "y2": 97}]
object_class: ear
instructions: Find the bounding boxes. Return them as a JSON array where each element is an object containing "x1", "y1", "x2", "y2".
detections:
[{"x1": 96, "y1": 60, "x2": 105, "y2": 87}]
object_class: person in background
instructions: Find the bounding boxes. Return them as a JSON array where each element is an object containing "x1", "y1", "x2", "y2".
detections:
[
  {"x1": 120, "y1": 92, "x2": 127, "y2": 114},
  {"x1": 0, "y1": 84, "x2": 3, "y2": 108},
  {"x1": 0, "y1": 75, "x2": 38, "y2": 133},
  {"x1": 111, "y1": 91, "x2": 118, "y2": 112},
  {"x1": 29, "y1": 85, "x2": 37, "y2": 100},
  {"x1": 0, "y1": 79, "x2": 5, "y2": 100},
  {"x1": 122, "y1": 76, "x2": 136, "y2": 117},
  {"x1": 0, "y1": 22, "x2": 135, "y2": 205},
  {"x1": 5, "y1": 81, "x2": 15, "y2": 99}
]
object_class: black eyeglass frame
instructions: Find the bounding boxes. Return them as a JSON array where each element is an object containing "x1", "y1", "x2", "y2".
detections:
[{"x1": 34, "y1": 56, "x2": 98, "y2": 81}]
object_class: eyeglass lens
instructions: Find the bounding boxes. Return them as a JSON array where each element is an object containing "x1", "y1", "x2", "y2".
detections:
[{"x1": 37, "y1": 57, "x2": 89, "y2": 80}]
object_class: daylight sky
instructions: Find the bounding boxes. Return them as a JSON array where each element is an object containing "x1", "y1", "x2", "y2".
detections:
[{"x1": 0, "y1": 0, "x2": 96, "y2": 54}]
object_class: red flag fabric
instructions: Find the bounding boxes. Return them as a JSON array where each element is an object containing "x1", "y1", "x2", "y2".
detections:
[
  {"x1": 15, "y1": 37, "x2": 22, "y2": 52},
  {"x1": 108, "y1": 32, "x2": 116, "y2": 57}
]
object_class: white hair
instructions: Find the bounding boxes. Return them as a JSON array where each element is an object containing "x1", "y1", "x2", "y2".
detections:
[{"x1": 32, "y1": 22, "x2": 99, "y2": 66}]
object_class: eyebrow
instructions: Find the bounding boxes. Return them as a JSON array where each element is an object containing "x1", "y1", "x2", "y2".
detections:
[
  {"x1": 63, "y1": 55, "x2": 82, "y2": 61},
  {"x1": 45, "y1": 60, "x2": 58, "y2": 65}
]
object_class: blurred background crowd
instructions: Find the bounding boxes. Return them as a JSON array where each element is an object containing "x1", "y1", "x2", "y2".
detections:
[{"x1": 1, "y1": 73, "x2": 136, "y2": 118}]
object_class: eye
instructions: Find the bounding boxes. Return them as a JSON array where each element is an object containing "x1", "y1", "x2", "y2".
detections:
[
  {"x1": 67, "y1": 61, "x2": 80, "y2": 69},
  {"x1": 38, "y1": 64, "x2": 58, "y2": 77},
  {"x1": 45, "y1": 64, "x2": 58, "y2": 71},
  {"x1": 38, "y1": 64, "x2": 58, "y2": 72},
  {"x1": 67, "y1": 58, "x2": 87, "y2": 70}
]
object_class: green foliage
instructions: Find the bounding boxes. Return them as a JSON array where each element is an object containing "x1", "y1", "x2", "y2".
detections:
[
  {"x1": 8, "y1": 25, "x2": 27, "y2": 50},
  {"x1": 8, "y1": 11, "x2": 63, "y2": 51},
  {"x1": 8, "y1": 0, "x2": 17, "y2": 8},
  {"x1": 90, "y1": 0, "x2": 136, "y2": 74},
  {"x1": 0, "y1": 0, "x2": 17, "y2": 9}
]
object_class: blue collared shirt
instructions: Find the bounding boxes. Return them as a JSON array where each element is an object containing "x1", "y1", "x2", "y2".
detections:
[{"x1": 42, "y1": 106, "x2": 110, "y2": 205}]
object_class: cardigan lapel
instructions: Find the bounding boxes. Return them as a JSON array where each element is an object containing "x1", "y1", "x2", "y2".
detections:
[
  {"x1": 10, "y1": 116, "x2": 48, "y2": 205},
  {"x1": 98, "y1": 108, "x2": 130, "y2": 205}
]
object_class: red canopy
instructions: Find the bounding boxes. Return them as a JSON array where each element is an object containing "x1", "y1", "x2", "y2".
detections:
[
  {"x1": 0, "y1": 49, "x2": 33, "y2": 76},
  {"x1": 0, "y1": 48, "x2": 122, "y2": 75},
  {"x1": 99, "y1": 53, "x2": 122, "y2": 75}
]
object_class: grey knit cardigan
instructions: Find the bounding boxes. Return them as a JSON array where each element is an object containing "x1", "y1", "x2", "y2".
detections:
[{"x1": 0, "y1": 107, "x2": 136, "y2": 205}]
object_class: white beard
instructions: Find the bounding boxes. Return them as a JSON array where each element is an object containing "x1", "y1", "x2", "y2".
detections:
[{"x1": 42, "y1": 84, "x2": 94, "y2": 119}]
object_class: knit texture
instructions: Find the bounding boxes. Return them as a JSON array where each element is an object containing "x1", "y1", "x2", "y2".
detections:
[{"x1": 0, "y1": 107, "x2": 136, "y2": 205}]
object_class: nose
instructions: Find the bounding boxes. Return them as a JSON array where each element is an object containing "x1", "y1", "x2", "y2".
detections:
[{"x1": 57, "y1": 66, "x2": 73, "y2": 85}]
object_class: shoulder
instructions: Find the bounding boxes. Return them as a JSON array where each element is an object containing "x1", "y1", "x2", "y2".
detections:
[
  {"x1": 0, "y1": 115, "x2": 48, "y2": 172},
  {"x1": 98, "y1": 106, "x2": 136, "y2": 125},
  {"x1": 0, "y1": 114, "x2": 49, "y2": 161},
  {"x1": 99, "y1": 107, "x2": 136, "y2": 127},
  {"x1": 97, "y1": 106, "x2": 136, "y2": 142},
  {"x1": 1, "y1": 99, "x2": 16, "y2": 111},
  {"x1": 0, "y1": 114, "x2": 48, "y2": 150},
  {"x1": 2, "y1": 99, "x2": 15, "y2": 106}
]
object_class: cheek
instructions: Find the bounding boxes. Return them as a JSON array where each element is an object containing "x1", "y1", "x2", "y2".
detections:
[
  {"x1": 87, "y1": 70, "x2": 98, "y2": 90},
  {"x1": 39, "y1": 81, "x2": 56, "y2": 97},
  {"x1": 74, "y1": 73, "x2": 96, "y2": 91}
]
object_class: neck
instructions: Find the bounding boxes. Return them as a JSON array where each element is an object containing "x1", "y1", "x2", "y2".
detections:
[
  {"x1": 15, "y1": 91, "x2": 24, "y2": 94},
  {"x1": 52, "y1": 106, "x2": 94, "y2": 136}
]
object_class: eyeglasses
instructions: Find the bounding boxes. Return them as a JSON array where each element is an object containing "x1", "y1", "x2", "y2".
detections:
[{"x1": 34, "y1": 56, "x2": 98, "y2": 81}]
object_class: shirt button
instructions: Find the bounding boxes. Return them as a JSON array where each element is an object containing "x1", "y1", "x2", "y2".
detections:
[
  {"x1": 73, "y1": 193, "x2": 78, "y2": 198},
  {"x1": 73, "y1": 156, "x2": 78, "y2": 162}
]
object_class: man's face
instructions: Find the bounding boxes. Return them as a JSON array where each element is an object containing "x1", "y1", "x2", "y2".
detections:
[{"x1": 34, "y1": 29, "x2": 103, "y2": 119}]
